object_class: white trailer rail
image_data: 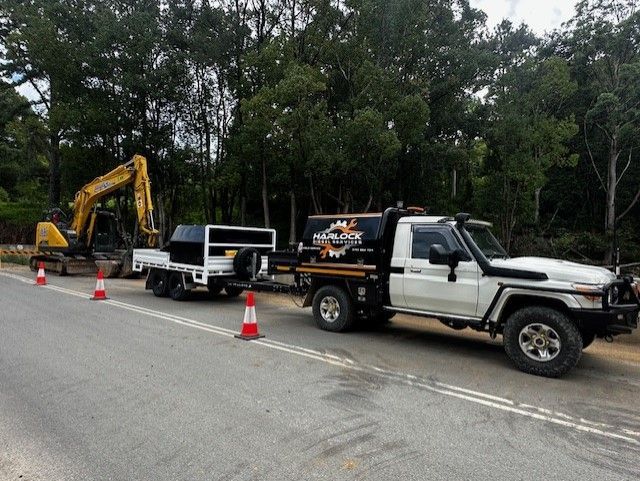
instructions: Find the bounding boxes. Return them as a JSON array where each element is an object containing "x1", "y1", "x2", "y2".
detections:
[{"x1": 132, "y1": 225, "x2": 276, "y2": 285}]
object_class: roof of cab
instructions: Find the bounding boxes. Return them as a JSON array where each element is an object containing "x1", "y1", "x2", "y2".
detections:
[
  {"x1": 397, "y1": 216, "x2": 492, "y2": 227},
  {"x1": 398, "y1": 215, "x2": 448, "y2": 224}
]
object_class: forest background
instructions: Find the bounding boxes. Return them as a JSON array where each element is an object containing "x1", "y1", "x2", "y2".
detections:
[{"x1": 1, "y1": 0, "x2": 639, "y2": 265}]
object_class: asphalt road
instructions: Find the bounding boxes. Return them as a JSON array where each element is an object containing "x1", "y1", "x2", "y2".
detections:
[{"x1": 1, "y1": 265, "x2": 639, "y2": 480}]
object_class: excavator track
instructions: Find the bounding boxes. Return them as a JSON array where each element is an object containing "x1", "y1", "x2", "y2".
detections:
[{"x1": 29, "y1": 254, "x2": 99, "y2": 276}]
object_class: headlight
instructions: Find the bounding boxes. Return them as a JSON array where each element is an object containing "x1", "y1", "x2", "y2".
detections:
[
  {"x1": 609, "y1": 286, "x2": 619, "y2": 305},
  {"x1": 572, "y1": 283, "x2": 604, "y2": 302}
]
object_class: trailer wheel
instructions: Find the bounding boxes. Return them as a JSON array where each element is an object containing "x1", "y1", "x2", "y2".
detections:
[
  {"x1": 233, "y1": 247, "x2": 262, "y2": 280},
  {"x1": 225, "y1": 286, "x2": 244, "y2": 298},
  {"x1": 168, "y1": 272, "x2": 190, "y2": 301},
  {"x1": 150, "y1": 269, "x2": 169, "y2": 297},
  {"x1": 312, "y1": 285, "x2": 354, "y2": 332},
  {"x1": 503, "y1": 306, "x2": 582, "y2": 377}
]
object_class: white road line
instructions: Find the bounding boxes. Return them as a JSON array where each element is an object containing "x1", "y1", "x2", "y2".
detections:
[{"x1": 2, "y1": 271, "x2": 639, "y2": 446}]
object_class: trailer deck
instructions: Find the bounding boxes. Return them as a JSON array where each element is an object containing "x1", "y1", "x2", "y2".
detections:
[{"x1": 132, "y1": 224, "x2": 276, "y2": 285}]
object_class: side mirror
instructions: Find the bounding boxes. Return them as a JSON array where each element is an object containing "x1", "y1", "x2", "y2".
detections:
[
  {"x1": 429, "y1": 244, "x2": 452, "y2": 265},
  {"x1": 429, "y1": 244, "x2": 460, "y2": 282}
]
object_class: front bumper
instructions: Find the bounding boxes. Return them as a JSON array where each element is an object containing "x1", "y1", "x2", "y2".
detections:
[
  {"x1": 571, "y1": 277, "x2": 640, "y2": 335},
  {"x1": 572, "y1": 305, "x2": 639, "y2": 335}
]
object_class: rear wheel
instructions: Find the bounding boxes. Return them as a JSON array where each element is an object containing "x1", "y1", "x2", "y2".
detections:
[
  {"x1": 312, "y1": 285, "x2": 354, "y2": 332},
  {"x1": 150, "y1": 269, "x2": 169, "y2": 297},
  {"x1": 503, "y1": 306, "x2": 582, "y2": 377},
  {"x1": 168, "y1": 272, "x2": 190, "y2": 301}
]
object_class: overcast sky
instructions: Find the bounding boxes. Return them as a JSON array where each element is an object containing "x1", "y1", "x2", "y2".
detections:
[{"x1": 470, "y1": 0, "x2": 579, "y2": 34}]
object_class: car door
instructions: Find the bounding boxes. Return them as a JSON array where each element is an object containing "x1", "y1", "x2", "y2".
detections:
[{"x1": 403, "y1": 224, "x2": 480, "y2": 317}]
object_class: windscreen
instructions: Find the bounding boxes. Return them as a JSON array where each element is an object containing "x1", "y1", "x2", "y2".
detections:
[{"x1": 466, "y1": 224, "x2": 508, "y2": 259}]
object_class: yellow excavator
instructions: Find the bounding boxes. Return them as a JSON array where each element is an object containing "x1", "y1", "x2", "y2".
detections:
[{"x1": 31, "y1": 154, "x2": 159, "y2": 276}]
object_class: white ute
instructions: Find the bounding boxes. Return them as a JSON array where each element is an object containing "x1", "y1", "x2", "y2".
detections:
[{"x1": 289, "y1": 210, "x2": 639, "y2": 377}]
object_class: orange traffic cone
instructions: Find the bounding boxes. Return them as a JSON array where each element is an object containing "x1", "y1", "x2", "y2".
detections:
[
  {"x1": 91, "y1": 269, "x2": 108, "y2": 300},
  {"x1": 235, "y1": 292, "x2": 264, "y2": 340},
  {"x1": 35, "y1": 261, "x2": 47, "y2": 286}
]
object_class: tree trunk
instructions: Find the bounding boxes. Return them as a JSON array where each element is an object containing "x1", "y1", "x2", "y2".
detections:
[
  {"x1": 534, "y1": 187, "x2": 542, "y2": 225},
  {"x1": 155, "y1": 193, "x2": 166, "y2": 245},
  {"x1": 289, "y1": 191, "x2": 296, "y2": 244},
  {"x1": 604, "y1": 135, "x2": 619, "y2": 264},
  {"x1": 261, "y1": 154, "x2": 270, "y2": 227},
  {"x1": 451, "y1": 167, "x2": 457, "y2": 199},
  {"x1": 364, "y1": 193, "x2": 373, "y2": 213},
  {"x1": 240, "y1": 195, "x2": 246, "y2": 226},
  {"x1": 210, "y1": 188, "x2": 217, "y2": 224},
  {"x1": 48, "y1": 130, "x2": 62, "y2": 207},
  {"x1": 309, "y1": 175, "x2": 320, "y2": 214}
]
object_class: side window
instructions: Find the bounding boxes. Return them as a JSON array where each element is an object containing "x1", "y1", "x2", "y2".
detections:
[{"x1": 411, "y1": 226, "x2": 466, "y2": 260}]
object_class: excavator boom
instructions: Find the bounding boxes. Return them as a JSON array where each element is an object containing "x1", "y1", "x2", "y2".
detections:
[{"x1": 71, "y1": 154, "x2": 158, "y2": 247}]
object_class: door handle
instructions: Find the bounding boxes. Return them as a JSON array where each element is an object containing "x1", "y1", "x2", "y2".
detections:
[{"x1": 409, "y1": 268, "x2": 421, "y2": 273}]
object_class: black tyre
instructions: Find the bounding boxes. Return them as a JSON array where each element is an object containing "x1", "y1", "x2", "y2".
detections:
[
  {"x1": 168, "y1": 272, "x2": 190, "y2": 301},
  {"x1": 312, "y1": 285, "x2": 354, "y2": 332},
  {"x1": 225, "y1": 286, "x2": 244, "y2": 298},
  {"x1": 150, "y1": 269, "x2": 169, "y2": 297},
  {"x1": 233, "y1": 247, "x2": 262, "y2": 280},
  {"x1": 503, "y1": 306, "x2": 582, "y2": 378},
  {"x1": 580, "y1": 331, "x2": 596, "y2": 350}
]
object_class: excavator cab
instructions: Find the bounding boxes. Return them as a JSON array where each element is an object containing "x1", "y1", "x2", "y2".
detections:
[
  {"x1": 36, "y1": 208, "x2": 117, "y2": 254},
  {"x1": 91, "y1": 211, "x2": 117, "y2": 253}
]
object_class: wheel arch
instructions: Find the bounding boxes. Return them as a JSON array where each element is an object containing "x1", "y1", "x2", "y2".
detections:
[
  {"x1": 302, "y1": 277, "x2": 350, "y2": 307},
  {"x1": 493, "y1": 292, "x2": 577, "y2": 329}
]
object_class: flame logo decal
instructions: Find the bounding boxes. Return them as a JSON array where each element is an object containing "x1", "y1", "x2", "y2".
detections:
[{"x1": 312, "y1": 219, "x2": 364, "y2": 259}]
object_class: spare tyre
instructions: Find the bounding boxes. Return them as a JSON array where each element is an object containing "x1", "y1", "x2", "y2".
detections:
[{"x1": 233, "y1": 247, "x2": 262, "y2": 280}]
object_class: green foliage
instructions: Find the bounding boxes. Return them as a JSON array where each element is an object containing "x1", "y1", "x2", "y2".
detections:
[
  {"x1": 0, "y1": 202, "x2": 43, "y2": 225},
  {"x1": 0, "y1": 0, "x2": 638, "y2": 262},
  {"x1": 0, "y1": 254, "x2": 30, "y2": 266}
]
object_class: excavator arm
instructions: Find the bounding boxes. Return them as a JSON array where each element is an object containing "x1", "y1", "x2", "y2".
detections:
[{"x1": 71, "y1": 154, "x2": 159, "y2": 247}]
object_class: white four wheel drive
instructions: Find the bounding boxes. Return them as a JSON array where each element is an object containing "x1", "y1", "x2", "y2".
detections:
[{"x1": 383, "y1": 213, "x2": 638, "y2": 377}]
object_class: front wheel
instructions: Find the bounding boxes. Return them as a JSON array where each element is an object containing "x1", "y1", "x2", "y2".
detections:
[
  {"x1": 503, "y1": 307, "x2": 582, "y2": 378},
  {"x1": 312, "y1": 285, "x2": 354, "y2": 332}
]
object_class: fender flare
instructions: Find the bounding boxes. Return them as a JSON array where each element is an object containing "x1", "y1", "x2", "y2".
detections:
[{"x1": 485, "y1": 286, "x2": 582, "y2": 324}]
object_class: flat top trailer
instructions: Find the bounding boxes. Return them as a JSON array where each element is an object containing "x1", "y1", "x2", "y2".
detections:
[{"x1": 133, "y1": 224, "x2": 279, "y2": 299}]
